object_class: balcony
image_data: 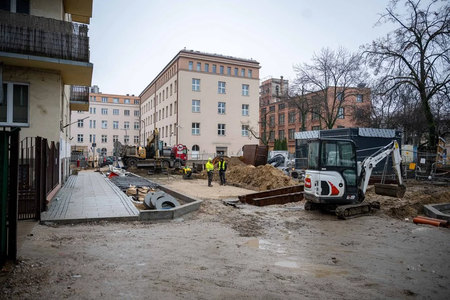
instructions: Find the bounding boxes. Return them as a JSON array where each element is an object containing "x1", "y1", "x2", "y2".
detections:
[
  {"x1": 0, "y1": 10, "x2": 93, "y2": 86},
  {"x1": 69, "y1": 86, "x2": 90, "y2": 112}
]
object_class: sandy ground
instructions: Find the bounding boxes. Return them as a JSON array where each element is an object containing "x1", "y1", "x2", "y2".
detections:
[{"x1": 1, "y1": 174, "x2": 450, "y2": 300}]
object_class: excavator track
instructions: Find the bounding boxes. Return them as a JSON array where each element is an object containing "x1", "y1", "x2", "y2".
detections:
[{"x1": 335, "y1": 203, "x2": 372, "y2": 220}]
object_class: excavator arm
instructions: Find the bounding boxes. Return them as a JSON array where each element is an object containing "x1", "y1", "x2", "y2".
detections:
[{"x1": 358, "y1": 140, "x2": 405, "y2": 200}]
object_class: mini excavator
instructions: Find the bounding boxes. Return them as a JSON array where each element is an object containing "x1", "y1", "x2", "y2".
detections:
[{"x1": 303, "y1": 139, "x2": 406, "y2": 219}]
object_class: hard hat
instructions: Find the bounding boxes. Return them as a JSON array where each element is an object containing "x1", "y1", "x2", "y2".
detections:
[{"x1": 208, "y1": 157, "x2": 212, "y2": 161}]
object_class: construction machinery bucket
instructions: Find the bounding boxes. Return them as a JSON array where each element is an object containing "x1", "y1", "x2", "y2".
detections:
[{"x1": 374, "y1": 184, "x2": 406, "y2": 198}]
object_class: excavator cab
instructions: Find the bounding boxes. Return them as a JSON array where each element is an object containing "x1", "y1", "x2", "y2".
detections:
[{"x1": 304, "y1": 139, "x2": 359, "y2": 205}]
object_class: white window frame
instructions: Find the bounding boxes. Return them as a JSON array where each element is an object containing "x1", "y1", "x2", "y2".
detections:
[
  {"x1": 134, "y1": 136, "x2": 139, "y2": 144},
  {"x1": 218, "y1": 124, "x2": 225, "y2": 136},
  {"x1": 102, "y1": 120, "x2": 108, "y2": 129},
  {"x1": 134, "y1": 110, "x2": 140, "y2": 116},
  {"x1": 77, "y1": 120, "x2": 84, "y2": 128},
  {"x1": 242, "y1": 84, "x2": 249, "y2": 96},
  {"x1": 77, "y1": 134, "x2": 84, "y2": 142},
  {"x1": 102, "y1": 97, "x2": 108, "y2": 102},
  {"x1": 242, "y1": 104, "x2": 249, "y2": 116},
  {"x1": 124, "y1": 110, "x2": 130, "y2": 116},
  {"x1": 124, "y1": 121, "x2": 130, "y2": 129},
  {"x1": 113, "y1": 121, "x2": 119, "y2": 129},
  {"x1": 218, "y1": 81, "x2": 226, "y2": 94},
  {"x1": 0, "y1": 81, "x2": 30, "y2": 127},
  {"x1": 197, "y1": 62, "x2": 201, "y2": 71},
  {"x1": 218, "y1": 102, "x2": 226, "y2": 114},
  {"x1": 113, "y1": 135, "x2": 118, "y2": 142},
  {"x1": 356, "y1": 94, "x2": 363, "y2": 103},
  {"x1": 192, "y1": 100, "x2": 200, "y2": 112},
  {"x1": 134, "y1": 122, "x2": 139, "y2": 130},
  {"x1": 338, "y1": 107, "x2": 345, "y2": 119},
  {"x1": 101, "y1": 108, "x2": 108, "y2": 115},
  {"x1": 113, "y1": 109, "x2": 119, "y2": 115},
  {"x1": 113, "y1": 98, "x2": 119, "y2": 103},
  {"x1": 102, "y1": 135, "x2": 107, "y2": 143},
  {"x1": 241, "y1": 125, "x2": 249, "y2": 137},
  {"x1": 192, "y1": 123, "x2": 200, "y2": 135},
  {"x1": 192, "y1": 79, "x2": 200, "y2": 91},
  {"x1": 124, "y1": 99, "x2": 130, "y2": 104},
  {"x1": 189, "y1": 61, "x2": 193, "y2": 70}
]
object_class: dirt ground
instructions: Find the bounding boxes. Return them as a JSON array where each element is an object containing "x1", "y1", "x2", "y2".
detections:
[{"x1": 1, "y1": 163, "x2": 450, "y2": 299}]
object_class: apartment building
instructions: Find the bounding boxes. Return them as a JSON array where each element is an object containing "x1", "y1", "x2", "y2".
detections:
[
  {"x1": 259, "y1": 84, "x2": 371, "y2": 153},
  {"x1": 0, "y1": 0, "x2": 93, "y2": 265},
  {"x1": 71, "y1": 89, "x2": 140, "y2": 156},
  {"x1": 140, "y1": 49, "x2": 260, "y2": 158}
]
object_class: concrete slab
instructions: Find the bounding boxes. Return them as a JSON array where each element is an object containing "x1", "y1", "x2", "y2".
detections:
[{"x1": 424, "y1": 203, "x2": 450, "y2": 222}]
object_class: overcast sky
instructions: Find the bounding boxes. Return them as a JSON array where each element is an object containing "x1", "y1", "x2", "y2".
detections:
[{"x1": 89, "y1": 0, "x2": 398, "y2": 96}]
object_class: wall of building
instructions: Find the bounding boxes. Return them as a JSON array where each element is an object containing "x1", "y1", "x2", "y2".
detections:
[
  {"x1": 71, "y1": 92, "x2": 141, "y2": 157},
  {"x1": 31, "y1": 0, "x2": 64, "y2": 20}
]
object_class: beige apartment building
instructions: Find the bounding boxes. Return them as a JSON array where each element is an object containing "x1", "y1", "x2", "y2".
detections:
[
  {"x1": 140, "y1": 49, "x2": 260, "y2": 158},
  {"x1": 71, "y1": 88, "x2": 140, "y2": 157}
]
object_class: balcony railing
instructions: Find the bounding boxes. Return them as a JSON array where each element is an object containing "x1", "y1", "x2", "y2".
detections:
[
  {"x1": 0, "y1": 10, "x2": 89, "y2": 62},
  {"x1": 70, "y1": 86, "x2": 89, "y2": 103}
]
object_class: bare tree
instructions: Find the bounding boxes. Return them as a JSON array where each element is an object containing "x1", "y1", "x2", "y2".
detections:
[
  {"x1": 363, "y1": 0, "x2": 450, "y2": 150},
  {"x1": 286, "y1": 84, "x2": 311, "y2": 132},
  {"x1": 294, "y1": 47, "x2": 369, "y2": 129},
  {"x1": 241, "y1": 109, "x2": 271, "y2": 146}
]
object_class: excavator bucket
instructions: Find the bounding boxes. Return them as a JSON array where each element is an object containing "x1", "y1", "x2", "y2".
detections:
[{"x1": 374, "y1": 184, "x2": 406, "y2": 198}]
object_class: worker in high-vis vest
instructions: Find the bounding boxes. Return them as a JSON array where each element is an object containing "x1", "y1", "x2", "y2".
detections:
[
  {"x1": 218, "y1": 156, "x2": 227, "y2": 186},
  {"x1": 205, "y1": 158, "x2": 214, "y2": 187}
]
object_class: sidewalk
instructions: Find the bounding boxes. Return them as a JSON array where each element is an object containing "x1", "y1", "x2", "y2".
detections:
[{"x1": 41, "y1": 170, "x2": 140, "y2": 223}]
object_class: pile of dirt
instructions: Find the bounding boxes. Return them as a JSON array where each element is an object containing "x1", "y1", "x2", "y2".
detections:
[
  {"x1": 226, "y1": 164, "x2": 297, "y2": 191},
  {"x1": 365, "y1": 182, "x2": 450, "y2": 219}
]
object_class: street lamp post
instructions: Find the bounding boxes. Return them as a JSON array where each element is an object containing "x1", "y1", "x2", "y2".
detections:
[{"x1": 141, "y1": 120, "x2": 145, "y2": 146}]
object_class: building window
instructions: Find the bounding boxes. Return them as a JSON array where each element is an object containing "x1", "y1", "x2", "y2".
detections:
[
  {"x1": 312, "y1": 126, "x2": 320, "y2": 130},
  {"x1": 278, "y1": 114, "x2": 285, "y2": 125},
  {"x1": 337, "y1": 92, "x2": 344, "y2": 101},
  {"x1": 312, "y1": 108, "x2": 320, "y2": 120},
  {"x1": 102, "y1": 97, "x2": 108, "y2": 102},
  {"x1": 218, "y1": 124, "x2": 225, "y2": 136},
  {"x1": 218, "y1": 102, "x2": 226, "y2": 114},
  {"x1": 278, "y1": 103, "x2": 285, "y2": 110},
  {"x1": 170, "y1": 103, "x2": 173, "y2": 115},
  {"x1": 356, "y1": 94, "x2": 363, "y2": 102},
  {"x1": 77, "y1": 134, "x2": 83, "y2": 142},
  {"x1": 288, "y1": 111, "x2": 296, "y2": 123},
  {"x1": 205, "y1": 63, "x2": 209, "y2": 72},
  {"x1": 170, "y1": 84, "x2": 173, "y2": 96},
  {"x1": 269, "y1": 131, "x2": 275, "y2": 141},
  {"x1": 269, "y1": 106, "x2": 275, "y2": 112},
  {"x1": 89, "y1": 107, "x2": 96, "y2": 114},
  {"x1": 101, "y1": 108, "x2": 108, "y2": 115},
  {"x1": 125, "y1": 98, "x2": 130, "y2": 104},
  {"x1": 102, "y1": 135, "x2": 107, "y2": 143},
  {"x1": 212, "y1": 65, "x2": 217, "y2": 73},
  {"x1": 102, "y1": 120, "x2": 107, "y2": 129},
  {"x1": 134, "y1": 136, "x2": 139, "y2": 144},
  {"x1": 124, "y1": 110, "x2": 130, "y2": 116},
  {"x1": 242, "y1": 104, "x2": 249, "y2": 116},
  {"x1": 248, "y1": 69, "x2": 252, "y2": 78},
  {"x1": 192, "y1": 123, "x2": 200, "y2": 135},
  {"x1": 242, "y1": 84, "x2": 249, "y2": 96},
  {"x1": 175, "y1": 80, "x2": 177, "y2": 92},
  {"x1": 242, "y1": 125, "x2": 249, "y2": 137},
  {"x1": 278, "y1": 130, "x2": 285, "y2": 140},
  {"x1": 218, "y1": 81, "x2": 226, "y2": 94},
  {"x1": 124, "y1": 121, "x2": 130, "y2": 129},
  {"x1": 192, "y1": 100, "x2": 200, "y2": 112},
  {"x1": 197, "y1": 62, "x2": 201, "y2": 71},
  {"x1": 0, "y1": 82, "x2": 29, "y2": 126},
  {"x1": 189, "y1": 61, "x2": 193, "y2": 70},
  {"x1": 337, "y1": 125, "x2": 345, "y2": 128},
  {"x1": 134, "y1": 110, "x2": 139, "y2": 116},
  {"x1": 124, "y1": 135, "x2": 129, "y2": 144},
  {"x1": 113, "y1": 135, "x2": 118, "y2": 142},
  {"x1": 113, "y1": 109, "x2": 119, "y2": 115},
  {"x1": 288, "y1": 129, "x2": 295, "y2": 140},
  {"x1": 93, "y1": 96, "x2": 96, "y2": 102},
  {"x1": 89, "y1": 120, "x2": 95, "y2": 128},
  {"x1": 220, "y1": 66, "x2": 224, "y2": 74},
  {"x1": 89, "y1": 134, "x2": 96, "y2": 143},
  {"x1": 227, "y1": 67, "x2": 231, "y2": 75},
  {"x1": 77, "y1": 120, "x2": 84, "y2": 128},
  {"x1": 269, "y1": 115, "x2": 275, "y2": 127},
  {"x1": 192, "y1": 79, "x2": 200, "y2": 91},
  {"x1": 338, "y1": 107, "x2": 345, "y2": 119},
  {"x1": 241, "y1": 68, "x2": 245, "y2": 77},
  {"x1": 113, "y1": 121, "x2": 119, "y2": 129},
  {"x1": 234, "y1": 68, "x2": 238, "y2": 76},
  {"x1": 113, "y1": 98, "x2": 119, "y2": 103},
  {"x1": 134, "y1": 99, "x2": 139, "y2": 104},
  {"x1": 134, "y1": 122, "x2": 139, "y2": 130}
]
